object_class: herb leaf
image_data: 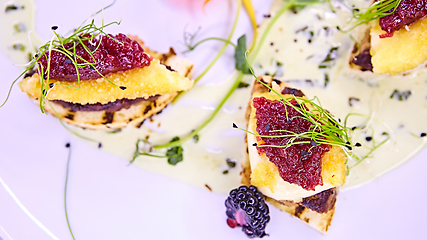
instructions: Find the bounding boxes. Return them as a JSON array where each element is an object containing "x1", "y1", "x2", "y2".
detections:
[
  {"x1": 319, "y1": 47, "x2": 339, "y2": 68},
  {"x1": 235, "y1": 35, "x2": 250, "y2": 74},
  {"x1": 166, "y1": 137, "x2": 183, "y2": 165}
]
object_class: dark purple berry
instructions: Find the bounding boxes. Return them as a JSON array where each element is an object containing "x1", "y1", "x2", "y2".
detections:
[{"x1": 224, "y1": 185, "x2": 270, "y2": 238}]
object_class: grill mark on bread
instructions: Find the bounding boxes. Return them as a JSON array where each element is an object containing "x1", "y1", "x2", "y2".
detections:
[
  {"x1": 273, "y1": 78, "x2": 282, "y2": 85},
  {"x1": 165, "y1": 65, "x2": 176, "y2": 72},
  {"x1": 104, "y1": 112, "x2": 114, "y2": 124},
  {"x1": 143, "y1": 104, "x2": 152, "y2": 115},
  {"x1": 300, "y1": 188, "x2": 337, "y2": 213},
  {"x1": 294, "y1": 205, "x2": 305, "y2": 217},
  {"x1": 282, "y1": 87, "x2": 305, "y2": 97},
  {"x1": 185, "y1": 65, "x2": 194, "y2": 78},
  {"x1": 350, "y1": 28, "x2": 373, "y2": 71},
  {"x1": 65, "y1": 112, "x2": 75, "y2": 120}
]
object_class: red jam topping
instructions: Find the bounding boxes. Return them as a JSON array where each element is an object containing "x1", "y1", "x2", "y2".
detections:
[
  {"x1": 253, "y1": 97, "x2": 331, "y2": 191},
  {"x1": 38, "y1": 33, "x2": 152, "y2": 81},
  {"x1": 379, "y1": 0, "x2": 427, "y2": 38}
]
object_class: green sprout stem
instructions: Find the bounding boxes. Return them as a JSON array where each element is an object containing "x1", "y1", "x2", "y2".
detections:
[
  {"x1": 48, "y1": 101, "x2": 100, "y2": 144},
  {"x1": 172, "y1": 0, "x2": 243, "y2": 104},
  {"x1": 350, "y1": 137, "x2": 389, "y2": 169},
  {"x1": 64, "y1": 144, "x2": 76, "y2": 240},
  {"x1": 342, "y1": 0, "x2": 403, "y2": 32},
  {"x1": 131, "y1": 139, "x2": 167, "y2": 164},
  {"x1": 152, "y1": 0, "x2": 320, "y2": 151},
  {"x1": 184, "y1": 37, "x2": 237, "y2": 53},
  {"x1": 1, "y1": 14, "x2": 123, "y2": 113},
  {"x1": 155, "y1": 72, "x2": 245, "y2": 150}
]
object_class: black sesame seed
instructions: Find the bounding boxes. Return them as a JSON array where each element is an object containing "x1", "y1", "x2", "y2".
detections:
[
  {"x1": 226, "y1": 158, "x2": 236, "y2": 168},
  {"x1": 232, "y1": 123, "x2": 238, "y2": 128},
  {"x1": 355, "y1": 142, "x2": 362, "y2": 147},
  {"x1": 51, "y1": 26, "x2": 58, "y2": 30},
  {"x1": 252, "y1": 143, "x2": 258, "y2": 147},
  {"x1": 421, "y1": 133, "x2": 426, "y2": 137},
  {"x1": 310, "y1": 140, "x2": 317, "y2": 146},
  {"x1": 49, "y1": 83, "x2": 54, "y2": 88},
  {"x1": 98, "y1": 142, "x2": 102, "y2": 148},
  {"x1": 222, "y1": 170, "x2": 229, "y2": 175},
  {"x1": 365, "y1": 136, "x2": 372, "y2": 141},
  {"x1": 119, "y1": 86, "x2": 127, "y2": 90},
  {"x1": 351, "y1": 126, "x2": 357, "y2": 130},
  {"x1": 65, "y1": 143, "x2": 70, "y2": 148}
]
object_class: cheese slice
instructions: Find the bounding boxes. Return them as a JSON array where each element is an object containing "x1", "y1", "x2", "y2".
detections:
[
  {"x1": 19, "y1": 59, "x2": 193, "y2": 105},
  {"x1": 371, "y1": 18, "x2": 427, "y2": 74}
]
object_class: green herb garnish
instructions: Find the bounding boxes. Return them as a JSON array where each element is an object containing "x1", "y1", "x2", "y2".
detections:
[
  {"x1": 5, "y1": 5, "x2": 20, "y2": 12},
  {"x1": 238, "y1": 60, "x2": 353, "y2": 152},
  {"x1": 343, "y1": 0, "x2": 403, "y2": 31},
  {"x1": 0, "y1": 1, "x2": 120, "y2": 113},
  {"x1": 166, "y1": 137, "x2": 184, "y2": 165},
  {"x1": 172, "y1": 0, "x2": 243, "y2": 104},
  {"x1": 238, "y1": 81, "x2": 250, "y2": 88},
  {"x1": 192, "y1": 134, "x2": 200, "y2": 143},
  {"x1": 64, "y1": 143, "x2": 75, "y2": 240},
  {"x1": 390, "y1": 89, "x2": 412, "y2": 101},
  {"x1": 235, "y1": 35, "x2": 250, "y2": 74},
  {"x1": 131, "y1": 139, "x2": 167, "y2": 164},
  {"x1": 318, "y1": 47, "x2": 339, "y2": 69},
  {"x1": 150, "y1": 0, "x2": 325, "y2": 152}
]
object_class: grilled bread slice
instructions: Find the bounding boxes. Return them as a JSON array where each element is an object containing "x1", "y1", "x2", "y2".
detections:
[
  {"x1": 242, "y1": 76, "x2": 346, "y2": 232},
  {"x1": 19, "y1": 37, "x2": 193, "y2": 130}
]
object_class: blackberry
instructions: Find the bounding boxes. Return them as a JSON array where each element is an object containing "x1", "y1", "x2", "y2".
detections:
[{"x1": 225, "y1": 185, "x2": 270, "y2": 238}]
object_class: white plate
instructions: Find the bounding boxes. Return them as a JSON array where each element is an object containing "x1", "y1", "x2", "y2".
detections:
[{"x1": 1, "y1": 0, "x2": 426, "y2": 239}]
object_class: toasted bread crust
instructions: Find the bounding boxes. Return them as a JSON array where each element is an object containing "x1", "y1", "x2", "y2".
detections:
[{"x1": 21, "y1": 37, "x2": 193, "y2": 130}]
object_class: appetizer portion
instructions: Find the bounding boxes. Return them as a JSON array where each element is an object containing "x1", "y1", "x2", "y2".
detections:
[
  {"x1": 351, "y1": 0, "x2": 427, "y2": 74},
  {"x1": 242, "y1": 76, "x2": 347, "y2": 232},
  {"x1": 19, "y1": 34, "x2": 194, "y2": 129}
]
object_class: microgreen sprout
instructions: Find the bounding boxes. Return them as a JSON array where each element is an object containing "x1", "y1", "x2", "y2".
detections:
[
  {"x1": 150, "y1": 0, "x2": 326, "y2": 153},
  {"x1": 242, "y1": 57, "x2": 353, "y2": 153},
  {"x1": 131, "y1": 139, "x2": 167, "y2": 164},
  {"x1": 172, "y1": 0, "x2": 243, "y2": 103},
  {"x1": 64, "y1": 143, "x2": 75, "y2": 240},
  {"x1": 1, "y1": 0, "x2": 122, "y2": 113},
  {"x1": 47, "y1": 101, "x2": 101, "y2": 145},
  {"x1": 341, "y1": 0, "x2": 403, "y2": 32}
]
